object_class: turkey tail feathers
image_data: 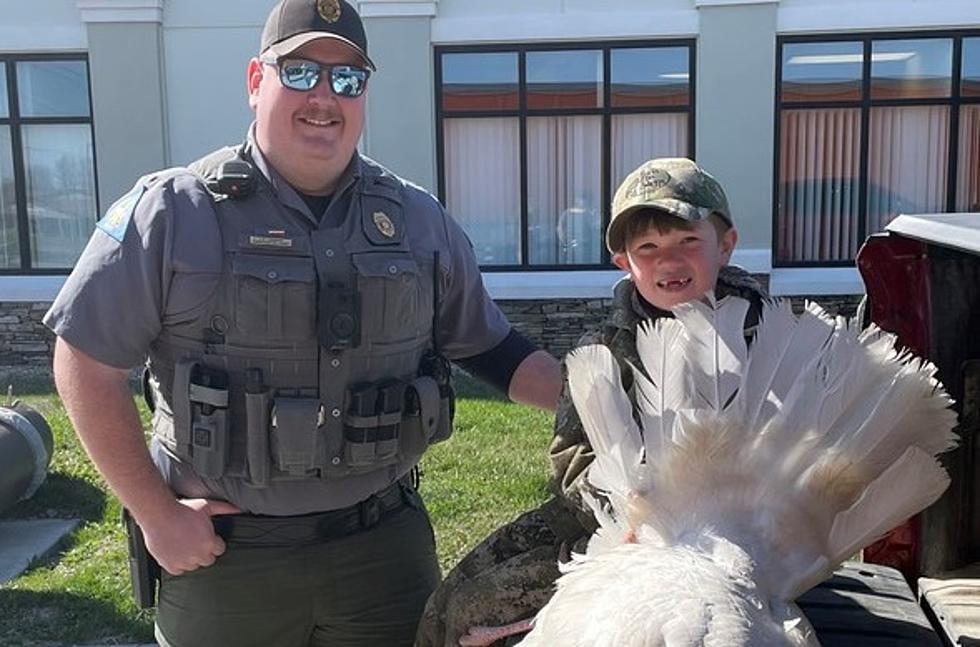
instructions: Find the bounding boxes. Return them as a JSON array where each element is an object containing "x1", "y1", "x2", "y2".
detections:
[{"x1": 567, "y1": 296, "x2": 958, "y2": 601}]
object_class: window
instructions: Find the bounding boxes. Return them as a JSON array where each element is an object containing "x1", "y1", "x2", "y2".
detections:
[
  {"x1": 0, "y1": 56, "x2": 98, "y2": 272},
  {"x1": 436, "y1": 42, "x2": 694, "y2": 269},
  {"x1": 774, "y1": 33, "x2": 980, "y2": 266}
]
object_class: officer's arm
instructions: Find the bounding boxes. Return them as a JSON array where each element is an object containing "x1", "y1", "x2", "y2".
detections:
[
  {"x1": 455, "y1": 329, "x2": 561, "y2": 412},
  {"x1": 53, "y1": 338, "x2": 174, "y2": 521},
  {"x1": 53, "y1": 338, "x2": 238, "y2": 574}
]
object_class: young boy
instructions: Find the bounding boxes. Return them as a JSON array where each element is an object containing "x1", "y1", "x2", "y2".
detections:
[{"x1": 416, "y1": 158, "x2": 766, "y2": 647}]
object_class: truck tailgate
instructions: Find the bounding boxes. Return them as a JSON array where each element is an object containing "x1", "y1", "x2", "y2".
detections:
[
  {"x1": 919, "y1": 561, "x2": 980, "y2": 647},
  {"x1": 799, "y1": 561, "x2": 941, "y2": 646}
]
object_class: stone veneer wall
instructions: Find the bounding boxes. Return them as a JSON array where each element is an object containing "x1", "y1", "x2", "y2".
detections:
[
  {"x1": 497, "y1": 292, "x2": 864, "y2": 360},
  {"x1": 0, "y1": 292, "x2": 864, "y2": 385},
  {"x1": 0, "y1": 302, "x2": 54, "y2": 363},
  {"x1": 0, "y1": 302, "x2": 56, "y2": 390}
]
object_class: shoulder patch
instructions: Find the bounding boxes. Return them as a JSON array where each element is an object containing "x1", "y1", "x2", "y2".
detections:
[{"x1": 96, "y1": 184, "x2": 145, "y2": 243}]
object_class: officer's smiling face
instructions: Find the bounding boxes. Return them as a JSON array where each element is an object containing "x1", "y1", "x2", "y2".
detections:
[{"x1": 248, "y1": 38, "x2": 367, "y2": 195}]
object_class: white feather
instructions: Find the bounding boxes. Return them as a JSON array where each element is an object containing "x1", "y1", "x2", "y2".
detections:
[
  {"x1": 738, "y1": 301, "x2": 836, "y2": 435},
  {"x1": 671, "y1": 296, "x2": 748, "y2": 412},
  {"x1": 566, "y1": 345, "x2": 644, "y2": 498},
  {"x1": 824, "y1": 447, "x2": 951, "y2": 575},
  {"x1": 634, "y1": 317, "x2": 687, "y2": 444}
]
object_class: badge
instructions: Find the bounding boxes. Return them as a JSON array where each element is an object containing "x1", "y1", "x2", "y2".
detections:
[
  {"x1": 96, "y1": 184, "x2": 145, "y2": 243},
  {"x1": 373, "y1": 211, "x2": 396, "y2": 238},
  {"x1": 317, "y1": 0, "x2": 341, "y2": 23}
]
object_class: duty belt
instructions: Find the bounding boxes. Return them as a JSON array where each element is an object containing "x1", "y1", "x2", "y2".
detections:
[{"x1": 211, "y1": 481, "x2": 417, "y2": 547}]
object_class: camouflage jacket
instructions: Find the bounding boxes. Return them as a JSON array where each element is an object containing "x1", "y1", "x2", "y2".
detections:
[{"x1": 549, "y1": 265, "x2": 767, "y2": 534}]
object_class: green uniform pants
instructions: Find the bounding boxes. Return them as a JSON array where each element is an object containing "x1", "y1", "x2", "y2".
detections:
[{"x1": 154, "y1": 503, "x2": 440, "y2": 647}]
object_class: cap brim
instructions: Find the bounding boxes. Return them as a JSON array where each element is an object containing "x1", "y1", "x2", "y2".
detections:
[
  {"x1": 264, "y1": 32, "x2": 376, "y2": 71},
  {"x1": 606, "y1": 201, "x2": 724, "y2": 252}
]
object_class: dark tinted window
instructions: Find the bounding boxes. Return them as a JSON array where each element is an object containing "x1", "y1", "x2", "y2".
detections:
[
  {"x1": 963, "y1": 37, "x2": 980, "y2": 97},
  {"x1": 610, "y1": 47, "x2": 689, "y2": 107},
  {"x1": 871, "y1": 38, "x2": 953, "y2": 99},
  {"x1": 527, "y1": 50, "x2": 603, "y2": 110},
  {"x1": 0, "y1": 65, "x2": 8, "y2": 118},
  {"x1": 442, "y1": 52, "x2": 519, "y2": 112},
  {"x1": 782, "y1": 41, "x2": 863, "y2": 102},
  {"x1": 17, "y1": 61, "x2": 90, "y2": 117}
]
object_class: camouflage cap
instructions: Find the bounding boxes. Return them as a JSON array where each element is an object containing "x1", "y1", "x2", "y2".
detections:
[{"x1": 607, "y1": 158, "x2": 732, "y2": 252}]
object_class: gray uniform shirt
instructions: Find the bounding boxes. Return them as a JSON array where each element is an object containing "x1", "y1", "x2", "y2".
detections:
[{"x1": 44, "y1": 128, "x2": 511, "y2": 514}]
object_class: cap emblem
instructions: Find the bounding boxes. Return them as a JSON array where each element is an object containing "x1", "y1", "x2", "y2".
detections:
[
  {"x1": 373, "y1": 211, "x2": 396, "y2": 238},
  {"x1": 317, "y1": 0, "x2": 342, "y2": 23},
  {"x1": 628, "y1": 167, "x2": 671, "y2": 199}
]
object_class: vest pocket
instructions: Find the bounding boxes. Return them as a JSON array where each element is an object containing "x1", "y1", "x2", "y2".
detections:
[
  {"x1": 352, "y1": 253, "x2": 425, "y2": 343},
  {"x1": 232, "y1": 254, "x2": 316, "y2": 340}
]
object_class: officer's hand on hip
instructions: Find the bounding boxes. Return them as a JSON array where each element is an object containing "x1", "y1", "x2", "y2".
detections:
[{"x1": 142, "y1": 498, "x2": 241, "y2": 575}]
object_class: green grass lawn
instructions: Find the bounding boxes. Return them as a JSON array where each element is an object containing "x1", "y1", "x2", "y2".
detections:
[{"x1": 0, "y1": 377, "x2": 554, "y2": 646}]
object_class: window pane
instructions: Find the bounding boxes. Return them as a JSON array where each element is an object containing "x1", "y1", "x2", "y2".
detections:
[
  {"x1": 610, "y1": 47, "x2": 689, "y2": 108},
  {"x1": 781, "y1": 42, "x2": 863, "y2": 103},
  {"x1": 17, "y1": 60, "x2": 90, "y2": 117},
  {"x1": 527, "y1": 116, "x2": 601, "y2": 265},
  {"x1": 957, "y1": 105, "x2": 980, "y2": 212},
  {"x1": 22, "y1": 124, "x2": 97, "y2": 268},
  {"x1": 871, "y1": 39, "x2": 953, "y2": 100},
  {"x1": 867, "y1": 106, "x2": 949, "y2": 234},
  {"x1": 963, "y1": 38, "x2": 980, "y2": 98},
  {"x1": 442, "y1": 52, "x2": 518, "y2": 112},
  {"x1": 612, "y1": 114, "x2": 688, "y2": 195},
  {"x1": 0, "y1": 64, "x2": 8, "y2": 118},
  {"x1": 527, "y1": 50, "x2": 602, "y2": 110},
  {"x1": 444, "y1": 118, "x2": 520, "y2": 265},
  {"x1": 0, "y1": 127, "x2": 21, "y2": 268},
  {"x1": 777, "y1": 109, "x2": 862, "y2": 263}
]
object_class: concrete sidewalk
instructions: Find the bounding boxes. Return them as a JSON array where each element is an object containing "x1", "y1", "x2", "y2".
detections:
[
  {"x1": 0, "y1": 519, "x2": 158, "y2": 647},
  {"x1": 0, "y1": 518, "x2": 79, "y2": 584}
]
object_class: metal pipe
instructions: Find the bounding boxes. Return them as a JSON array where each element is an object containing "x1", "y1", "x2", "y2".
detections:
[{"x1": 0, "y1": 402, "x2": 54, "y2": 514}]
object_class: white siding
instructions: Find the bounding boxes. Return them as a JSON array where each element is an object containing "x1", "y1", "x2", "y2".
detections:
[{"x1": 0, "y1": 0, "x2": 87, "y2": 51}]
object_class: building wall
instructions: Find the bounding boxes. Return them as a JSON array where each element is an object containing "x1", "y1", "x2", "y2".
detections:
[
  {"x1": 0, "y1": 303, "x2": 55, "y2": 370},
  {"x1": 362, "y1": 14, "x2": 437, "y2": 191},
  {"x1": 696, "y1": 2, "x2": 778, "y2": 259},
  {"x1": 86, "y1": 21, "x2": 168, "y2": 208},
  {"x1": 430, "y1": 0, "x2": 697, "y2": 43},
  {"x1": 0, "y1": 0, "x2": 86, "y2": 52},
  {"x1": 7, "y1": 291, "x2": 865, "y2": 384},
  {"x1": 161, "y1": 1, "x2": 265, "y2": 166},
  {"x1": 498, "y1": 290, "x2": 864, "y2": 359},
  {"x1": 0, "y1": 0, "x2": 978, "y2": 377}
]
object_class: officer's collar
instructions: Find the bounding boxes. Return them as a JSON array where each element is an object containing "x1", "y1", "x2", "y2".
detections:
[{"x1": 245, "y1": 124, "x2": 363, "y2": 223}]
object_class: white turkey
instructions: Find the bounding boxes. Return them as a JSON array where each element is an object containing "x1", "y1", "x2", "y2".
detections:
[{"x1": 490, "y1": 296, "x2": 958, "y2": 647}]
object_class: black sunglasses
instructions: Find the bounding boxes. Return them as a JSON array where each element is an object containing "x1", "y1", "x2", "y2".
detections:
[{"x1": 260, "y1": 56, "x2": 370, "y2": 98}]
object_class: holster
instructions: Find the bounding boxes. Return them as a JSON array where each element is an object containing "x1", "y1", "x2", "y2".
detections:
[{"x1": 122, "y1": 508, "x2": 160, "y2": 609}]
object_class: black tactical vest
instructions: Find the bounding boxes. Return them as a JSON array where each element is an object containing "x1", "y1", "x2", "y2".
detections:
[{"x1": 146, "y1": 147, "x2": 452, "y2": 490}]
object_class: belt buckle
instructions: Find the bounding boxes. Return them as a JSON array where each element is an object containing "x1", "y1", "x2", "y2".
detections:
[{"x1": 358, "y1": 494, "x2": 381, "y2": 529}]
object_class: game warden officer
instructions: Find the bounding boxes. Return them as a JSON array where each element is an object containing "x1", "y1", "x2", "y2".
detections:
[{"x1": 43, "y1": 1, "x2": 562, "y2": 645}]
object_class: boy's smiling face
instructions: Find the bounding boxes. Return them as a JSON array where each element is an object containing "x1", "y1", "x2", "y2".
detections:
[{"x1": 612, "y1": 217, "x2": 737, "y2": 310}]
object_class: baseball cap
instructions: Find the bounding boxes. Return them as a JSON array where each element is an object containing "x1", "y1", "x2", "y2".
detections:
[
  {"x1": 261, "y1": 0, "x2": 376, "y2": 71},
  {"x1": 607, "y1": 158, "x2": 733, "y2": 253}
]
